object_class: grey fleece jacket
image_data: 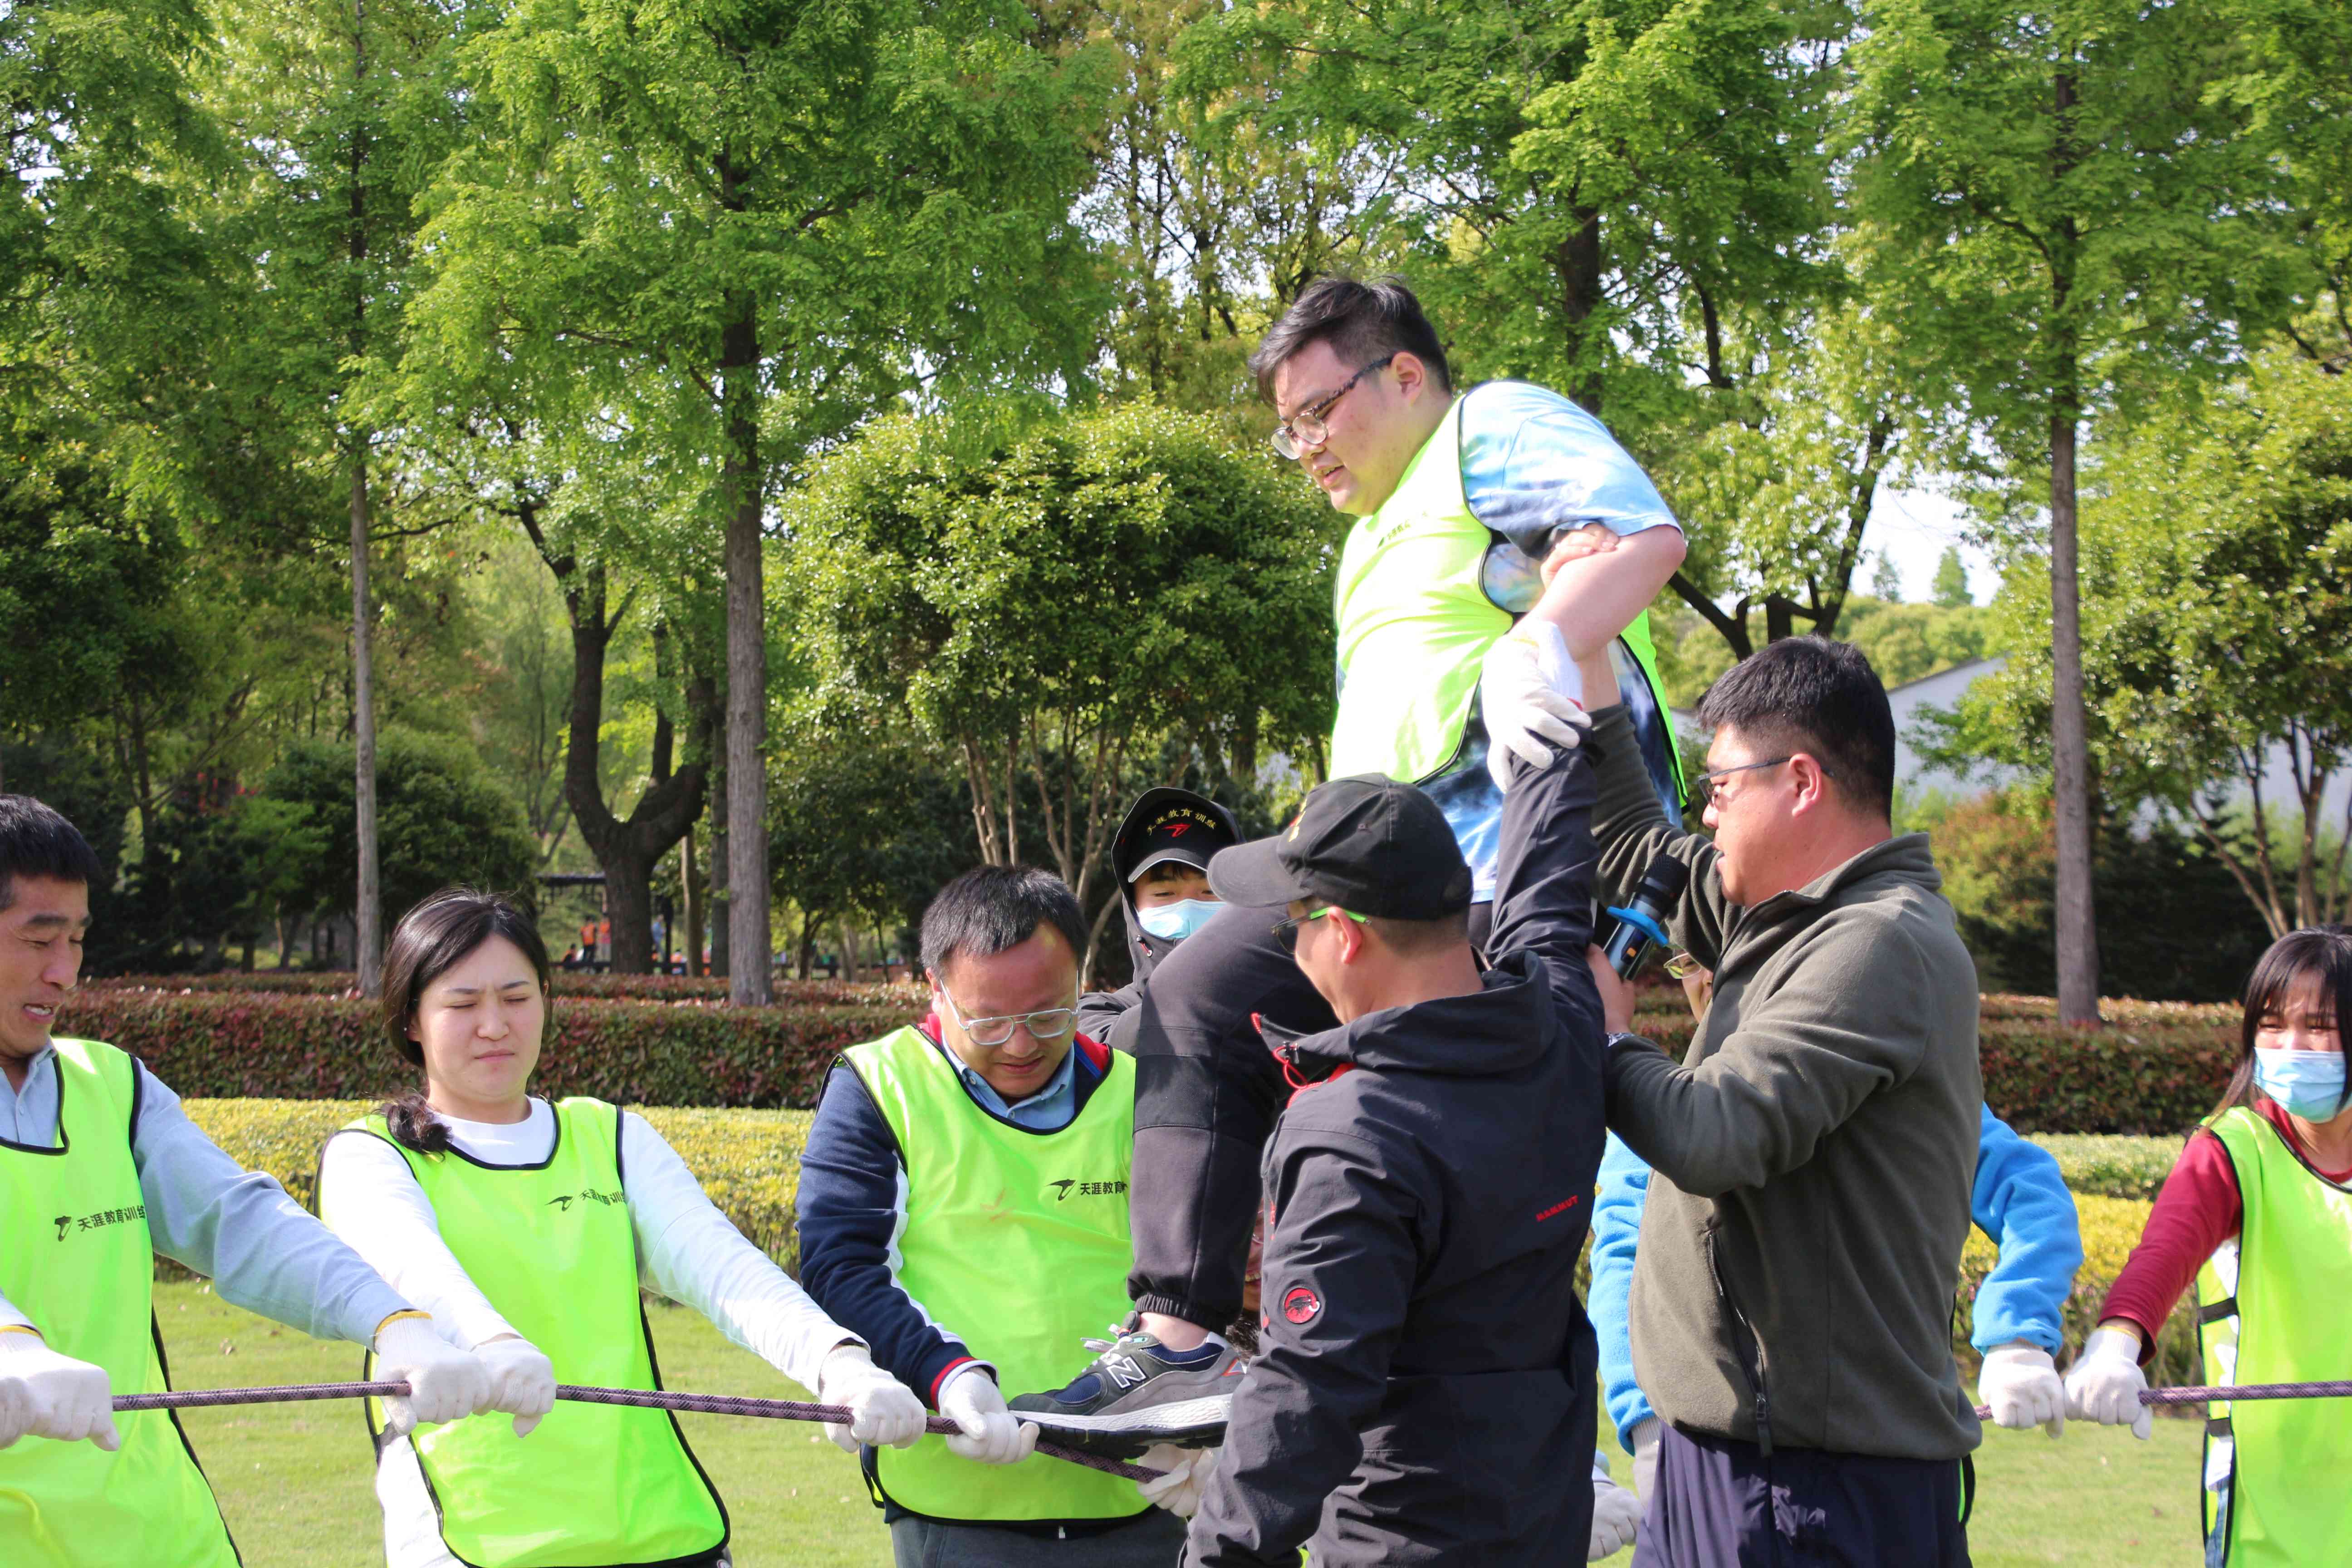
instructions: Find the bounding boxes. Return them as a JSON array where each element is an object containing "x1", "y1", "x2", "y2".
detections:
[{"x1": 1588, "y1": 704, "x2": 1984, "y2": 1461}]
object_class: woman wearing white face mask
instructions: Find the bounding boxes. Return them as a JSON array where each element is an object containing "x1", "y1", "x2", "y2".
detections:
[
  {"x1": 2067, "y1": 926, "x2": 2352, "y2": 1566},
  {"x1": 1076, "y1": 789, "x2": 1239, "y2": 1051},
  {"x1": 317, "y1": 889, "x2": 926, "y2": 1568}
]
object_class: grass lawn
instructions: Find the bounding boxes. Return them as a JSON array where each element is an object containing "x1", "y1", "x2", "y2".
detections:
[{"x1": 157, "y1": 1279, "x2": 2203, "y2": 1566}]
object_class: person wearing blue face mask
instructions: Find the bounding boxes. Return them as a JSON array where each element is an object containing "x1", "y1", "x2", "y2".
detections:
[
  {"x1": 2069, "y1": 926, "x2": 2352, "y2": 1566},
  {"x1": 1076, "y1": 789, "x2": 1240, "y2": 1052}
]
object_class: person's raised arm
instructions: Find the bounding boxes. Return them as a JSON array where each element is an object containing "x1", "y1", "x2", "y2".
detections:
[{"x1": 1970, "y1": 1107, "x2": 2081, "y2": 1435}]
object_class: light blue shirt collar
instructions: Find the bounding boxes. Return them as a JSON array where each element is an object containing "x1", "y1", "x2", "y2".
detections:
[{"x1": 949, "y1": 1044, "x2": 1079, "y2": 1132}]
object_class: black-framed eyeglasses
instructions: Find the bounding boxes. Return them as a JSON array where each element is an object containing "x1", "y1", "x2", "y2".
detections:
[
  {"x1": 936, "y1": 985, "x2": 1078, "y2": 1049},
  {"x1": 1689, "y1": 755, "x2": 1833, "y2": 809},
  {"x1": 1272, "y1": 905, "x2": 1369, "y2": 954},
  {"x1": 1270, "y1": 355, "x2": 1396, "y2": 461}
]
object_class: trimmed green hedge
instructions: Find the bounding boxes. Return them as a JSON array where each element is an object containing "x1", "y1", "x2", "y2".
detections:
[
  {"x1": 68, "y1": 990, "x2": 925, "y2": 1107},
  {"x1": 188, "y1": 1098, "x2": 2187, "y2": 1377},
  {"x1": 2030, "y1": 1134, "x2": 2185, "y2": 1202}
]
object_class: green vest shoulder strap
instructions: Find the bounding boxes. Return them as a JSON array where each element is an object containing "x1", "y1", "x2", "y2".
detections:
[
  {"x1": 323, "y1": 1096, "x2": 730, "y2": 1568},
  {"x1": 0, "y1": 1039, "x2": 239, "y2": 1568},
  {"x1": 843, "y1": 1027, "x2": 1144, "y2": 1525},
  {"x1": 2194, "y1": 1105, "x2": 2352, "y2": 1566}
]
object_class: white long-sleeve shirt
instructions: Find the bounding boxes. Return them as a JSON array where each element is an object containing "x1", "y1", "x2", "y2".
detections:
[{"x1": 317, "y1": 1100, "x2": 858, "y2": 1568}]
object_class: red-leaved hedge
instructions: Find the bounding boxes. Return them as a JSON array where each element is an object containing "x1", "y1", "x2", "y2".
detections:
[
  {"x1": 86, "y1": 972, "x2": 923, "y2": 1006},
  {"x1": 59, "y1": 988, "x2": 928, "y2": 1107},
  {"x1": 60, "y1": 985, "x2": 2240, "y2": 1127}
]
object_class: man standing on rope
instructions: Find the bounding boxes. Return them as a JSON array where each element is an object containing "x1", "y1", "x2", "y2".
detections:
[
  {"x1": 1013, "y1": 275, "x2": 1690, "y2": 1436},
  {"x1": 0, "y1": 794, "x2": 518, "y2": 1568}
]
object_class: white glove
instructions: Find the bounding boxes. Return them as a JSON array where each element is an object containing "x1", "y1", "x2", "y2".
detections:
[
  {"x1": 936, "y1": 1365, "x2": 1037, "y2": 1465},
  {"x1": 817, "y1": 1344, "x2": 927, "y2": 1455},
  {"x1": 1589, "y1": 1472, "x2": 1643, "y2": 1558},
  {"x1": 0, "y1": 1331, "x2": 120, "y2": 1451},
  {"x1": 1137, "y1": 1443, "x2": 1218, "y2": 1519},
  {"x1": 1481, "y1": 621, "x2": 1590, "y2": 793},
  {"x1": 376, "y1": 1317, "x2": 494, "y2": 1438},
  {"x1": 1629, "y1": 1417, "x2": 1661, "y2": 1501},
  {"x1": 2063, "y1": 1325, "x2": 2152, "y2": 1439},
  {"x1": 475, "y1": 1335, "x2": 557, "y2": 1439},
  {"x1": 1979, "y1": 1340, "x2": 2065, "y2": 1437}
]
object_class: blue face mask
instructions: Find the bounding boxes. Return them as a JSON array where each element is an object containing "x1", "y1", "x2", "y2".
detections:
[
  {"x1": 1138, "y1": 899, "x2": 1221, "y2": 943},
  {"x1": 2253, "y1": 1047, "x2": 2350, "y2": 1123}
]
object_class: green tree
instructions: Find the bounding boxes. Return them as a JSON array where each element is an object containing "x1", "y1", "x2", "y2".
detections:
[
  {"x1": 1948, "y1": 348, "x2": 2352, "y2": 937},
  {"x1": 788, "y1": 404, "x2": 1334, "y2": 974},
  {"x1": 1869, "y1": 551, "x2": 1906, "y2": 603},
  {"x1": 1847, "y1": 0, "x2": 2306, "y2": 1021},
  {"x1": 414, "y1": 0, "x2": 1110, "y2": 1003},
  {"x1": 265, "y1": 728, "x2": 538, "y2": 929},
  {"x1": 1931, "y1": 546, "x2": 1971, "y2": 608}
]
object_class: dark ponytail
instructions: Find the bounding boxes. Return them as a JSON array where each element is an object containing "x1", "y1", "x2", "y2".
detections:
[{"x1": 375, "y1": 887, "x2": 553, "y2": 1154}]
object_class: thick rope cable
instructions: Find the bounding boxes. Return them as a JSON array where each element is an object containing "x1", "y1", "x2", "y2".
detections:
[
  {"x1": 1969, "y1": 1379, "x2": 2352, "y2": 1421},
  {"x1": 112, "y1": 1380, "x2": 1163, "y2": 1482}
]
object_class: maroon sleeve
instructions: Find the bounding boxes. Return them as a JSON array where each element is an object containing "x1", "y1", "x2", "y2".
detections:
[{"x1": 2095, "y1": 1130, "x2": 2243, "y2": 1364}]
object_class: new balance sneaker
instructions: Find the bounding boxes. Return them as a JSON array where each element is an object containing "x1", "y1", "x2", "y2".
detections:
[{"x1": 1009, "y1": 1327, "x2": 1240, "y2": 1458}]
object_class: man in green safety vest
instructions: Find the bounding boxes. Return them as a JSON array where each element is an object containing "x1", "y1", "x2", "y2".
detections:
[
  {"x1": 0, "y1": 794, "x2": 526, "y2": 1568},
  {"x1": 1013, "y1": 276, "x2": 1692, "y2": 1443},
  {"x1": 798, "y1": 865, "x2": 1197, "y2": 1566}
]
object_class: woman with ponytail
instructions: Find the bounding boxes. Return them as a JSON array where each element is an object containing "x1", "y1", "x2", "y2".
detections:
[
  {"x1": 2067, "y1": 926, "x2": 2352, "y2": 1565},
  {"x1": 317, "y1": 888, "x2": 926, "y2": 1568}
]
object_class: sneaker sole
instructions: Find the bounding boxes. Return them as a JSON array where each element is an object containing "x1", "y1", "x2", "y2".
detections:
[{"x1": 1015, "y1": 1395, "x2": 1231, "y2": 1457}]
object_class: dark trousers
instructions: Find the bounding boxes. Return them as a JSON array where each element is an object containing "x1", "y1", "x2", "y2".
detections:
[
  {"x1": 1124, "y1": 901, "x2": 1493, "y2": 1330},
  {"x1": 1632, "y1": 1426, "x2": 1972, "y2": 1568},
  {"x1": 889, "y1": 1510, "x2": 1186, "y2": 1568}
]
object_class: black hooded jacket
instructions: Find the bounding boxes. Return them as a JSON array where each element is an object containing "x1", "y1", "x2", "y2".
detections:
[
  {"x1": 1078, "y1": 789, "x2": 1240, "y2": 1049},
  {"x1": 1183, "y1": 741, "x2": 1608, "y2": 1567}
]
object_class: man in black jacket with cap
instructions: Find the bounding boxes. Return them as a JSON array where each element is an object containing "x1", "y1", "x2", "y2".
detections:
[{"x1": 1170, "y1": 713, "x2": 1608, "y2": 1566}]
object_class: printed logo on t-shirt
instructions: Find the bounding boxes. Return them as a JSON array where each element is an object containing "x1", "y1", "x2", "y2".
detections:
[{"x1": 1046, "y1": 1178, "x2": 1128, "y2": 1202}]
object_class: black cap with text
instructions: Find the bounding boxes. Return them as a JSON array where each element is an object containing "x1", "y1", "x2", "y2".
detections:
[{"x1": 1206, "y1": 774, "x2": 1472, "y2": 919}]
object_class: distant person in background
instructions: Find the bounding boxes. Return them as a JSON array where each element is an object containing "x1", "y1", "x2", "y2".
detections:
[
  {"x1": 318, "y1": 887, "x2": 923, "y2": 1568},
  {"x1": 0, "y1": 796, "x2": 508, "y2": 1568},
  {"x1": 2068, "y1": 927, "x2": 2352, "y2": 1566},
  {"x1": 1076, "y1": 787, "x2": 1240, "y2": 1051}
]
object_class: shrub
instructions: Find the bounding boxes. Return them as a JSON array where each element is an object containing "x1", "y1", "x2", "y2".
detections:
[
  {"x1": 2029, "y1": 1135, "x2": 2185, "y2": 1201},
  {"x1": 85, "y1": 972, "x2": 927, "y2": 1007},
  {"x1": 184, "y1": 1100, "x2": 811, "y2": 1274},
  {"x1": 69, "y1": 990, "x2": 925, "y2": 1107},
  {"x1": 190, "y1": 1098, "x2": 2197, "y2": 1386}
]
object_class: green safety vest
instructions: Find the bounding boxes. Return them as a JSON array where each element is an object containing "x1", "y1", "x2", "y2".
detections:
[
  {"x1": 0, "y1": 1038, "x2": 240, "y2": 1568},
  {"x1": 1329, "y1": 392, "x2": 1681, "y2": 799},
  {"x1": 2195, "y1": 1105, "x2": 2352, "y2": 1567},
  {"x1": 323, "y1": 1098, "x2": 727, "y2": 1568},
  {"x1": 841, "y1": 1027, "x2": 1144, "y2": 1524}
]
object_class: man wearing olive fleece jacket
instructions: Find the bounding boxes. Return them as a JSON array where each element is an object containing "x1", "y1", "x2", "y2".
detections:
[{"x1": 1576, "y1": 635, "x2": 1983, "y2": 1567}]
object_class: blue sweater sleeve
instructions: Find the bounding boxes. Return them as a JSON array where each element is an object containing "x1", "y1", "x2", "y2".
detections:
[
  {"x1": 795, "y1": 1063, "x2": 979, "y2": 1406},
  {"x1": 1591, "y1": 1132, "x2": 1654, "y2": 1446},
  {"x1": 1968, "y1": 1104, "x2": 2082, "y2": 1354}
]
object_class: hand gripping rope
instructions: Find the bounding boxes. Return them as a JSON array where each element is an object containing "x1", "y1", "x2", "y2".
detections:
[
  {"x1": 111, "y1": 1381, "x2": 1166, "y2": 1482},
  {"x1": 1969, "y1": 1380, "x2": 2352, "y2": 1421}
]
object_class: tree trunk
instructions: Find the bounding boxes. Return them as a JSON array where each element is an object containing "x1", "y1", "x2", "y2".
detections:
[
  {"x1": 2047, "y1": 65, "x2": 2100, "y2": 1027},
  {"x1": 556, "y1": 564, "x2": 707, "y2": 975},
  {"x1": 720, "y1": 292, "x2": 770, "y2": 1005},
  {"x1": 681, "y1": 827, "x2": 702, "y2": 977},
  {"x1": 1554, "y1": 206, "x2": 1607, "y2": 415},
  {"x1": 2048, "y1": 407, "x2": 2101, "y2": 1024},
  {"x1": 709, "y1": 754, "x2": 730, "y2": 979},
  {"x1": 350, "y1": 444, "x2": 382, "y2": 997}
]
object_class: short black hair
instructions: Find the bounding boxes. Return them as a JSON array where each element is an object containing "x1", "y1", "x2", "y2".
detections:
[
  {"x1": 1695, "y1": 637, "x2": 1896, "y2": 818},
  {"x1": 1249, "y1": 276, "x2": 1451, "y2": 403},
  {"x1": 0, "y1": 794, "x2": 103, "y2": 913},
  {"x1": 920, "y1": 865, "x2": 1088, "y2": 981}
]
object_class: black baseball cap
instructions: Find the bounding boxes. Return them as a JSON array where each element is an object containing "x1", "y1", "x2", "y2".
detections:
[
  {"x1": 1113, "y1": 788, "x2": 1241, "y2": 885},
  {"x1": 1207, "y1": 774, "x2": 1472, "y2": 919}
]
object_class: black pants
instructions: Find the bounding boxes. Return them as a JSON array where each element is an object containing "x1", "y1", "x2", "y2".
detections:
[
  {"x1": 1632, "y1": 1425, "x2": 1973, "y2": 1568},
  {"x1": 1123, "y1": 902, "x2": 1492, "y2": 1328}
]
